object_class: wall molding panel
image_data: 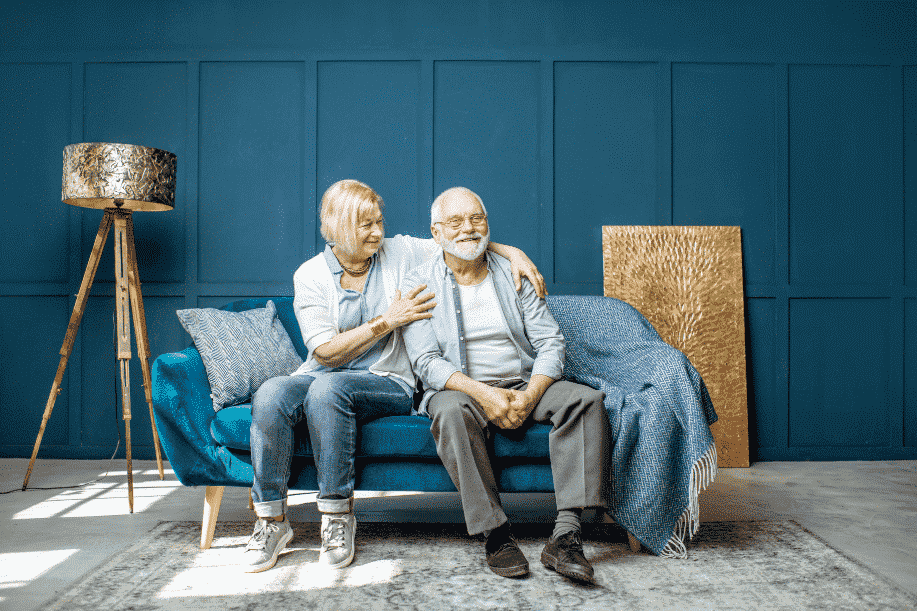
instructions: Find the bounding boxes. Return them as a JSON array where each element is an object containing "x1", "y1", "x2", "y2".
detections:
[{"x1": 0, "y1": 1, "x2": 914, "y2": 461}]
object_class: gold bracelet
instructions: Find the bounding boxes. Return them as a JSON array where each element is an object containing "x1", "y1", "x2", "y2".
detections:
[{"x1": 368, "y1": 315, "x2": 391, "y2": 337}]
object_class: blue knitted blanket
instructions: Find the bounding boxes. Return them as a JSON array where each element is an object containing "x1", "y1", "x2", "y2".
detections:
[{"x1": 546, "y1": 295, "x2": 719, "y2": 558}]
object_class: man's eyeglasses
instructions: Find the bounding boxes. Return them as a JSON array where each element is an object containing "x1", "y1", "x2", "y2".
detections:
[{"x1": 435, "y1": 214, "x2": 488, "y2": 230}]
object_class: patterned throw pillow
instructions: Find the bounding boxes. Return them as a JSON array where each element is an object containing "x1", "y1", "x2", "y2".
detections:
[{"x1": 176, "y1": 300, "x2": 303, "y2": 412}]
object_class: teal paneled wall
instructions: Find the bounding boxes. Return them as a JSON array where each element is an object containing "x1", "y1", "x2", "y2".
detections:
[
  {"x1": 554, "y1": 61, "x2": 658, "y2": 285},
  {"x1": 0, "y1": 63, "x2": 72, "y2": 284},
  {"x1": 198, "y1": 62, "x2": 306, "y2": 284},
  {"x1": 318, "y1": 61, "x2": 423, "y2": 239},
  {"x1": 0, "y1": 0, "x2": 914, "y2": 461},
  {"x1": 672, "y1": 63, "x2": 775, "y2": 285}
]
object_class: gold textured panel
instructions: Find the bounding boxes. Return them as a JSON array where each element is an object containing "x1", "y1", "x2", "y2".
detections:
[
  {"x1": 603, "y1": 226, "x2": 749, "y2": 467},
  {"x1": 62, "y1": 142, "x2": 177, "y2": 211}
]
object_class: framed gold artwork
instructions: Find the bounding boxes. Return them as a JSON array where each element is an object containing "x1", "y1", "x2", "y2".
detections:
[{"x1": 602, "y1": 225, "x2": 749, "y2": 467}]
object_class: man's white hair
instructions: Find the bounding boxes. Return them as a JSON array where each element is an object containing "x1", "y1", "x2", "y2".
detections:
[{"x1": 430, "y1": 187, "x2": 487, "y2": 224}]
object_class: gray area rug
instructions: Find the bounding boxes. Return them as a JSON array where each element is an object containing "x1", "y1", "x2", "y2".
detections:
[{"x1": 39, "y1": 520, "x2": 916, "y2": 610}]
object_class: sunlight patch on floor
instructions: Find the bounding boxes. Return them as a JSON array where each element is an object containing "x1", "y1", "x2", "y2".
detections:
[
  {"x1": 97, "y1": 469, "x2": 176, "y2": 477},
  {"x1": 158, "y1": 557, "x2": 403, "y2": 598},
  {"x1": 62, "y1": 481, "x2": 183, "y2": 517},
  {"x1": 12, "y1": 483, "x2": 119, "y2": 519},
  {"x1": 13, "y1": 477, "x2": 181, "y2": 519},
  {"x1": 286, "y1": 491, "x2": 318, "y2": 506},
  {"x1": 0, "y1": 549, "x2": 79, "y2": 590}
]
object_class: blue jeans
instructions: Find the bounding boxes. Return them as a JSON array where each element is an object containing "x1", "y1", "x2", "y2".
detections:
[{"x1": 250, "y1": 371, "x2": 412, "y2": 517}]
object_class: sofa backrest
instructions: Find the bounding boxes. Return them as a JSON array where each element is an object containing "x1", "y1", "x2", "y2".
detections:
[{"x1": 216, "y1": 294, "x2": 661, "y2": 368}]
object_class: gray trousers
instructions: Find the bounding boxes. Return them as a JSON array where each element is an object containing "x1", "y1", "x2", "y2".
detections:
[{"x1": 427, "y1": 380, "x2": 610, "y2": 535}]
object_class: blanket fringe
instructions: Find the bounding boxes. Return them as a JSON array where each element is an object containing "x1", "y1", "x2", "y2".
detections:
[{"x1": 659, "y1": 442, "x2": 718, "y2": 559}]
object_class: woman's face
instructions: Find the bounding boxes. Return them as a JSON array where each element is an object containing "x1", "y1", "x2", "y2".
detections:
[{"x1": 350, "y1": 203, "x2": 385, "y2": 260}]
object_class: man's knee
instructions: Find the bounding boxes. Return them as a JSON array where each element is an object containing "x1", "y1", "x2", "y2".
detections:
[
  {"x1": 581, "y1": 387, "x2": 605, "y2": 409},
  {"x1": 550, "y1": 383, "x2": 605, "y2": 423},
  {"x1": 430, "y1": 392, "x2": 482, "y2": 437}
]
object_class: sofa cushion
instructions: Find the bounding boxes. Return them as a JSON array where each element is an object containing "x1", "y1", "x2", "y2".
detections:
[
  {"x1": 492, "y1": 419, "x2": 552, "y2": 459},
  {"x1": 360, "y1": 416, "x2": 438, "y2": 457},
  {"x1": 210, "y1": 409, "x2": 552, "y2": 459},
  {"x1": 176, "y1": 300, "x2": 303, "y2": 412},
  {"x1": 211, "y1": 404, "x2": 313, "y2": 456}
]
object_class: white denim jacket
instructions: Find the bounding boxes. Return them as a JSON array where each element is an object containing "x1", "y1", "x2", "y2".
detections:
[{"x1": 290, "y1": 234, "x2": 439, "y2": 392}]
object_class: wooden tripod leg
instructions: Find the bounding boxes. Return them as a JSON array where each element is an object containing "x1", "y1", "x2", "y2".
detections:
[
  {"x1": 123, "y1": 214, "x2": 164, "y2": 479},
  {"x1": 114, "y1": 212, "x2": 134, "y2": 513},
  {"x1": 119, "y1": 358, "x2": 134, "y2": 514},
  {"x1": 23, "y1": 210, "x2": 114, "y2": 491}
]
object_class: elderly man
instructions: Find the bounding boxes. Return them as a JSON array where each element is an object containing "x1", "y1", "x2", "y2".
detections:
[{"x1": 400, "y1": 187, "x2": 610, "y2": 583}]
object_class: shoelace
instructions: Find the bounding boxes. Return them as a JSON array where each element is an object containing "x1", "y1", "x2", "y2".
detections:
[
  {"x1": 492, "y1": 541, "x2": 518, "y2": 556},
  {"x1": 322, "y1": 515, "x2": 348, "y2": 549},
  {"x1": 560, "y1": 530, "x2": 584, "y2": 551},
  {"x1": 247, "y1": 519, "x2": 279, "y2": 551},
  {"x1": 488, "y1": 534, "x2": 519, "y2": 557}
]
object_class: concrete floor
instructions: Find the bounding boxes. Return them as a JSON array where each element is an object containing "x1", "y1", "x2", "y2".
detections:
[{"x1": 0, "y1": 458, "x2": 914, "y2": 610}]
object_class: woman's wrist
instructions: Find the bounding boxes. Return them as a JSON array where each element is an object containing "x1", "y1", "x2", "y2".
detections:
[{"x1": 368, "y1": 315, "x2": 391, "y2": 337}]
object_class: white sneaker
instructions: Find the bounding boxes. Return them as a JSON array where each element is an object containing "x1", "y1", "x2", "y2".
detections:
[
  {"x1": 243, "y1": 518, "x2": 293, "y2": 573},
  {"x1": 319, "y1": 512, "x2": 357, "y2": 569}
]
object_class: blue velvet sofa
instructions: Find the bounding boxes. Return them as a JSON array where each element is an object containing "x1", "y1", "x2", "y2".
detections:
[{"x1": 152, "y1": 295, "x2": 674, "y2": 552}]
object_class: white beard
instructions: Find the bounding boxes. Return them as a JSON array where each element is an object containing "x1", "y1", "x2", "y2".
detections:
[{"x1": 439, "y1": 230, "x2": 490, "y2": 261}]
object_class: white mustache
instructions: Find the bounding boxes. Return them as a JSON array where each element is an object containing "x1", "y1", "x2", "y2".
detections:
[{"x1": 440, "y1": 230, "x2": 489, "y2": 261}]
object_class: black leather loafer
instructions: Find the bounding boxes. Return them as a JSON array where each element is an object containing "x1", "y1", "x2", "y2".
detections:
[
  {"x1": 541, "y1": 530, "x2": 595, "y2": 583},
  {"x1": 485, "y1": 524, "x2": 529, "y2": 578}
]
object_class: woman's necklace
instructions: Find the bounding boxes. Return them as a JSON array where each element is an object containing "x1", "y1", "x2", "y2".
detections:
[{"x1": 339, "y1": 258, "x2": 371, "y2": 276}]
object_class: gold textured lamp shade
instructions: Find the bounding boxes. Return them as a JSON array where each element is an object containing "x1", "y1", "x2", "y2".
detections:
[{"x1": 62, "y1": 142, "x2": 176, "y2": 211}]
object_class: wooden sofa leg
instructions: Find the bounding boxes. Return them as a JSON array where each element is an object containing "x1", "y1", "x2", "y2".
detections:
[
  {"x1": 249, "y1": 487, "x2": 254, "y2": 511},
  {"x1": 201, "y1": 485, "x2": 225, "y2": 549},
  {"x1": 602, "y1": 511, "x2": 641, "y2": 552}
]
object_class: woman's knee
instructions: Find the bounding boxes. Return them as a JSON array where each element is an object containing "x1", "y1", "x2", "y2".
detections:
[
  {"x1": 305, "y1": 376, "x2": 349, "y2": 415},
  {"x1": 252, "y1": 376, "x2": 307, "y2": 425},
  {"x1": 252, "y1": 376, "x2": 288, "y2": 416},
  {"x1": 253, "y1": 376, "x2": 288, "y2": 405}
]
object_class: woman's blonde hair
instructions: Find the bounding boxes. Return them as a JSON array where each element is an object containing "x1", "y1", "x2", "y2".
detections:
[{"x1": 319, "y1": 179, "x2": 384, "y2": 253}]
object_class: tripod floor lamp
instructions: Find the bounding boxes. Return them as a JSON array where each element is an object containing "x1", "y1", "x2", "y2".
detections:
[{"x1": 23, "y1": 143, "x2": 177, "y2": 513}]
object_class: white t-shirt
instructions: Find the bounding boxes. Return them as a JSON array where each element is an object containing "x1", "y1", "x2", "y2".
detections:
[{"x1": 458, "y1": 273, "x2": 523, "y2": 383}]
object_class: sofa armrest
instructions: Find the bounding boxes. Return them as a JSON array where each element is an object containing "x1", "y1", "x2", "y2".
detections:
[{"x1": 151, "y1": 347, "x2": 253, "y2": 487}]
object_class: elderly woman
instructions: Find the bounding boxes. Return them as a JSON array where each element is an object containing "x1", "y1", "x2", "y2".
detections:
[{"x1": 243, "y1": 179, "x2": 545, "y2": 572}]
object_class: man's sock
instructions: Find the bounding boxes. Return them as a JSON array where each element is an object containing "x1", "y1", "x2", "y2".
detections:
[{"x1": 552, "y1": 508, "x2": 582, "y2": 539}]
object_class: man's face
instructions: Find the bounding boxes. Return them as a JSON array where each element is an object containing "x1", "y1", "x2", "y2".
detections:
[{"x1": 431, "y1": 192, "x2": 490, "y2": 261}]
